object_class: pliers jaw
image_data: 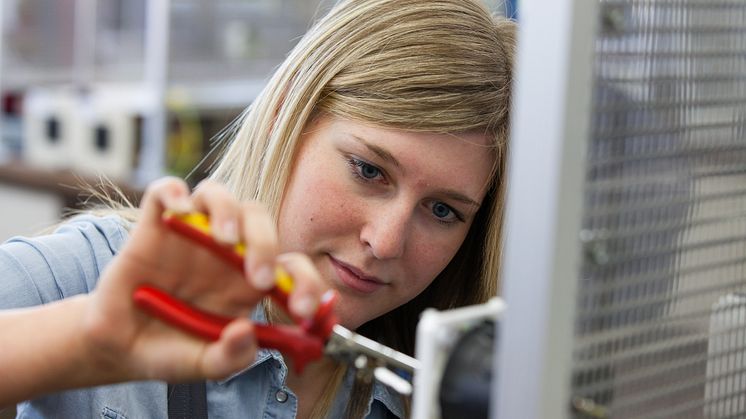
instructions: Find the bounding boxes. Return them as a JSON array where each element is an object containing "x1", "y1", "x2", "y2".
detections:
[
  {"x1": 325, "y1": 325, "x2": 420, "y2": 375},
  {"x1": 324, "y1": 325, "x2": 420, "y2": 395}
]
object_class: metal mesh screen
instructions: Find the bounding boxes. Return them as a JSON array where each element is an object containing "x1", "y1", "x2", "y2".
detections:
[{"x1": 571, "y1": 1, "x2": 746, "y2": 418}]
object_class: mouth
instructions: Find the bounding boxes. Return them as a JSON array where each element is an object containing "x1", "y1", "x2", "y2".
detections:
[{"x1": 329, "y1": 256, "x2": 387, "y2": 294}]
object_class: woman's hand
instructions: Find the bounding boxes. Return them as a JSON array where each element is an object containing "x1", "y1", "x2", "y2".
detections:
[{"x1": 82, "y1": 177, "x2": 328, "y2": 383}]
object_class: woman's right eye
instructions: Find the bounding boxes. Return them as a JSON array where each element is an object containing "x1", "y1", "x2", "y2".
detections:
[{"x1": 347, "y1": 158, "x2": 385, "y2": 182}]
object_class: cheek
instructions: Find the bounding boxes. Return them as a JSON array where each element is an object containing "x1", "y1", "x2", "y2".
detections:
[
  {"x1": 406, "y1": 231, "x2": 464, "y2": 290},
  {"x1": 278, "y1": 167, "x2": 356, "y2": 250}
]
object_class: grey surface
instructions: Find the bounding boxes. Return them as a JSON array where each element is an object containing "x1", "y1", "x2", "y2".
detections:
[{"x1": 571, "y1": 1, "x2": 746, "y2": 418}]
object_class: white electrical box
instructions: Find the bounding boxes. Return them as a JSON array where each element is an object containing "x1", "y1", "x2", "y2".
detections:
[{"x1": 22, "y1": 88, "x2": 79, "y2": 170}]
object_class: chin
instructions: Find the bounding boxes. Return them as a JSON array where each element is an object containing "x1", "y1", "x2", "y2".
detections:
[
  {"x1": 333, "y1": 306, "x2": 366, "y2": 330},
  {"x1": 336, "y1": 315, "x2": 364, "y2": 331}
]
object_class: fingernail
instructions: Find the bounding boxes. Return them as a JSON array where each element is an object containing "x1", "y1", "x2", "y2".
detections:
[
  {"x1": 252, "y1": 265, "x2": 276, "y2": 290},
  {"x1": 291, "y1": 296, "x2": 317, "y2": 319},
  {"x1": 170, "y1": 197, "x2": 193, "y2": 214}
]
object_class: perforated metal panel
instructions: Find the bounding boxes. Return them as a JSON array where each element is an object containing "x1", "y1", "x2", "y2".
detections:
[{"x1": 571, "y1": 1, "x2": 746, "y2": 418}]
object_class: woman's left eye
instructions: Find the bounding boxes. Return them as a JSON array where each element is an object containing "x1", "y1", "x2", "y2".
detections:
[{"x1": 430, "y1": 202, "x2": 462, "y2": 224}]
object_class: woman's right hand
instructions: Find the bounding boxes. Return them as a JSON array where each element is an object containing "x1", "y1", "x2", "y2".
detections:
[{"x1": 81, "y1": 177, "x2": 329, "y2": 383}]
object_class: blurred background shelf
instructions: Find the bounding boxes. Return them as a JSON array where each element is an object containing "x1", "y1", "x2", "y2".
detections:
[
  {"x1": 0, "y1": 0, "x2": 339, "y2": 186},
  {"x1": 0, "y1": 160, "x2": 143, "y2": 241},
  {"x1": 0, "y1": 0, "x2": 343, "y2": 246},
  {"x1": 0, "y1": 159, "x2": 142, "y2": 207}
]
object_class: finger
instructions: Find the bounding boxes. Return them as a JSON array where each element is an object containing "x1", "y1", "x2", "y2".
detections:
[
  {"x1": 139, "y1": 177, "x2": 193, "y2": 226},
  {"x1": 190, "y1": 180, "x2": 241, "y2": 245},
  {"x1": 240, "y1": 202, "x2": 279, "y2": 291},
  {"x1": 276, "y1": 253, "x2": 328, "y2": 319},
  {"x1": 200, "y1": 318, "x2": 257, "y2": 379}
]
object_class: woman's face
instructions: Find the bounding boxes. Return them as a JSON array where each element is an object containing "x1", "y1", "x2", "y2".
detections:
[{"x1": 277, "y1": 115, "x2": 493, "y2": 329}]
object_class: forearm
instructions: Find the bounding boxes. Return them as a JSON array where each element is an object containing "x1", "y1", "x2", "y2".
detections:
[{"x1": 0, "y1": 295, "x2": 118, "y2": 407}]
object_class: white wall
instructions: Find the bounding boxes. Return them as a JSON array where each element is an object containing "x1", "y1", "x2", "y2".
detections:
[{"x1": 0, "y1": 184, "x2": 62, "y2": 242}]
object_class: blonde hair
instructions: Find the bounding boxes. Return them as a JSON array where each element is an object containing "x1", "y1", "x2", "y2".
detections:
[{"x1": 210, "y1": 0, "x2": 515, "y2": 416}]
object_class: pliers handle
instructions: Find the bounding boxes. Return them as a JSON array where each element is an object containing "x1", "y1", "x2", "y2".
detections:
[{"x1": 132, "y1": 212, "x2": 338, "y2": 373}]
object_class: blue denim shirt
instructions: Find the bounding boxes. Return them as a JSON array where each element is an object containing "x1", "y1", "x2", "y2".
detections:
[{"x1": 0, "y1": 215, "x2": 404, "y2": 419}]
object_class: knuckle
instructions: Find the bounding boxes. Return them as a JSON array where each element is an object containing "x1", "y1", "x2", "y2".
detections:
[
  {"x1": 278, "y1": 254, "x2": 319, "y2": 283},
  {"x1": 194, "y1": 181, "x2": 238, "y2": 207},
  {"x1": 144, "y1": 177, "x2": 186, "y2": 198},
  {"x1": 195, "y1": 178, "x2": 218, "y2": 190},
  {"x1": 194, "y1": 179, "x2": 229, "y2": 198},
  {"x1": 277, "y1": 252, "x2": 305, "y2": 265}
]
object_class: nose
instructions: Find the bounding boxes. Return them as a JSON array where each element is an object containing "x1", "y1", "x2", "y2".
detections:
[{"x1": 359, "y1": 200, "x2": 411, "y2": 260}]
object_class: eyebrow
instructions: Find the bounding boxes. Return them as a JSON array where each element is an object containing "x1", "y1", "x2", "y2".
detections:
[
  {"x1": 442, "y1": 191, "x2": 481, "y2": 208},
  {"x1": 352, "y1": 134, "x2": 402, "y2": 170},
  {"x1": 349, "y1": 134, "x2": 482, "y2": 209}
]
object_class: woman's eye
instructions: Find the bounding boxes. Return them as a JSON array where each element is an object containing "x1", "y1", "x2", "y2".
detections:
[
  {"x1": 431, "y1": 202, "x2": 462, "y2": 224},
  {"x1": 432, "y1": 202, "x2": 452, "y2": 218},
  {"x1": 349, "y1": 158, "x2": 384, "y2": 181},
  {"x1": 359, "y1": 162, "x2": 381, "y2": 179}
]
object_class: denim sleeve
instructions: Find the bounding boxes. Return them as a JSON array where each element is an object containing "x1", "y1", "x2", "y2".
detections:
[{"x1": 0, "y1": 215, "x2": 130, "y2": 309}]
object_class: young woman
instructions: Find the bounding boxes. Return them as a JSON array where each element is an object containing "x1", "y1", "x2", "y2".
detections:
[{"x1": 0, "y1": 0, "x2": 515, "y2": 417}]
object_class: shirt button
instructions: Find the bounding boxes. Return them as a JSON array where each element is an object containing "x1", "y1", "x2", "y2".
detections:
[{"x1": 275, "y1": 390, "x2": 288, "y2": 403}]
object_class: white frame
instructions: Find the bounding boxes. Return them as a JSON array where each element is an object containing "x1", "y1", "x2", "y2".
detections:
[{"x1": 493, "y1": 0, "x2": 599, "y2": 418}]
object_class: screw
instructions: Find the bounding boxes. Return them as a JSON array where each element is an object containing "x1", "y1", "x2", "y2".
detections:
[{"x1": 602, "y1": 5, "x2": 625, "y2": 34}]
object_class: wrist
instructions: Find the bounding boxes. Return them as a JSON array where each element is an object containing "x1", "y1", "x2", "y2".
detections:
[
  {"x1": 78, "y1": 292, "x2": 142, "y2": 384},
  {"x1": 0, "y1": 294, "x2": 125, "y2": 405}
]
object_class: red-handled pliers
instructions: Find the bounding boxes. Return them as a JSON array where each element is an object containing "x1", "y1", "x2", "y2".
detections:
[{"x1": 132, "y1": 212, "x2": 419, "y2": 389}]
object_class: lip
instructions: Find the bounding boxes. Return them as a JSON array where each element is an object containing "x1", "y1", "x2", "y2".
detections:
[{"x1": 329, "y1": 256, "x2": 387, "y2": 294}]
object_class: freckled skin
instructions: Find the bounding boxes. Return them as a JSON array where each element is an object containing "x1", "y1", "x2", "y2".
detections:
[{"x1": 277, "y1": 115, "x2": 493, "y2": 330}]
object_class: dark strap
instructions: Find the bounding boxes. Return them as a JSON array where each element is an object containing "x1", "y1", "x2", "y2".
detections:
[{"x1": 167, "y1": 382, "x2": 209, "y2": 419}]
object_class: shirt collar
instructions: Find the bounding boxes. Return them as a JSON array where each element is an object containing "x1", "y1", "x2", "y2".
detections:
[
  {"x1": 215, "y1": 304, "x2": 407, "y2": 418},
  {"x1": 372, "y1": 380, "x2": 405, "y2": 418},
  {"x1": 349, "y1": 368, "x2": 405, "y2": 419}
]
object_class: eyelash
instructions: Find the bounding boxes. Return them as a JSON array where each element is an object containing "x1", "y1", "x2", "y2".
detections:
[{"x1": 346, "y1": 157, "x2": 464, "y2": 225}]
